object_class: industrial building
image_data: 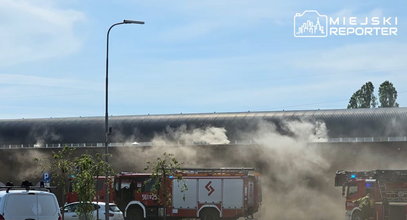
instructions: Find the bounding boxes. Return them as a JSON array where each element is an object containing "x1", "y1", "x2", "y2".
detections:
[{"x1": 0, "y1": 107, "x2": 406, "y2": 148}]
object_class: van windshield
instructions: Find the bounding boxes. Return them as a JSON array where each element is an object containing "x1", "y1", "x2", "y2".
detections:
[{"x1": 5, "y1": 194, "x2": 37, "y2": 216}]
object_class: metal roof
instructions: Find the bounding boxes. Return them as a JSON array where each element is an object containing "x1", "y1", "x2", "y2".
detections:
[{"x1": 0, "y1": 108, "x2": 406, "y2": 145}]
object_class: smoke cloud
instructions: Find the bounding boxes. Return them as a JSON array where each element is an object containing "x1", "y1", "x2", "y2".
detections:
[
  {"x1": 0, "y1": 149, "x2": 51, "y2": 184},
  {"x1": 239, "y1": 120, "x2": 342, "y2": 219},
  {"x1": 8, "y1": 118, "x2": 405, "y2": 219},
  {"x1": 114, "y1": 120, "x2": 346, "y2": 219},
  {"x1": 115, "y1": 119, "x2": 407, "y2": 219},
  {"x1": 152, "y1": 125, "x2": 230, "y2": 146},
  {"x1": 30, "y1": 127, "x2": 62, "y2": 147}
]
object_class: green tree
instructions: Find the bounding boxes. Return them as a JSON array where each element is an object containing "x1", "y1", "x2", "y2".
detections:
[
  {"x1": 347, "y1": 82, "x2": 377, "y2": 109},
  {"x1": 144, "y1": 152, "x2": 186, "y2": 219},
  {"x1": 51, "y1": 147, "x2": 76, "y2": 220},
  {"x1": 378, "y1": 81, "x2": 399, "y2": 107},
  {"x1": 347, "y1": 92, "x2": 360, "y2": 109},
  {"x1": 38, "y1": 148, "x2": 113, "y2": 220},
  {"x1": 71, "y1": 153, "x2": 114, "y2": 220},
  {"x1": 35, "y1": 146, "x2": 76, "y2": 220},
  {"x1": 73, "y1": 154, "x2": 96, "y2": 220}
]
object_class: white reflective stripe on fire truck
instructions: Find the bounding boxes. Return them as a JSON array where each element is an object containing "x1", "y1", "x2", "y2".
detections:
[
  {"x1": 375, "y1": 202, "x2": 407, "y2": 206},
  {"x1": 124, "y1": 201, "x2": 146, "y2": 218},
  {"x1": 197, "y1": 205, "x2": 222, "y2": 218}
]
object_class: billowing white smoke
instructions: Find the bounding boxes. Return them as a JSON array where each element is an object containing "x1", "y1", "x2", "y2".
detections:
[
  {"x1": 242, "y1": 120, "x2": 342, "y2": 220},
  {"x1": 121, "y1": 120, "x2": 342, "y2": 219},
  {"x1": 31, "y1": 128, "x2": 62, "y2": 148},
  {"x1": 152, "y1": 125, "x2": 230, "y2": 146},
  {"x1": 5, "y1": 118, "x2": 406, "y2": 220},
  {"x1": 115, "y1": 125, "x2": 231, "y2": 170}
]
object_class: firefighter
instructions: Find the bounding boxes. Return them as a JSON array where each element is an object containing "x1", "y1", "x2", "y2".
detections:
[{"x1": 354, "y1": 192, "x2": 375, "y2": 220}]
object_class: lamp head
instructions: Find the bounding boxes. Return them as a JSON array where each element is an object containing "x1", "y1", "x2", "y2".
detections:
[{"x1": 123, "y1": 20, "x2": 145, "y2": 24}]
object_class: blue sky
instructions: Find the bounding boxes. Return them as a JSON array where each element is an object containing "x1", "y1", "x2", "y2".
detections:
[{"x1": 0, "y1": 0, "x2": 406, "y2": 118}]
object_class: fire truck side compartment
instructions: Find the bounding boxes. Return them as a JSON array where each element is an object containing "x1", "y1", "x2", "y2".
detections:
[
  {"x1": 172, "y1": 179, "x2": 198, "y2": 209},
  {"x1": 223, "y1": 179, "x2": 244, "y2": 209}
]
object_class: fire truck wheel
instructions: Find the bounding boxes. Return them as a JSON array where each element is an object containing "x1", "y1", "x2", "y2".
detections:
[
  {"x1": 351, "y1": 210, "x2": 362, "y2": 220},
  {"x1": 200, "y1": 209, "x2": 220, "y2": 220},
  {"x1": 127, "y1": 207, "x2": 144, "y2": 220}
]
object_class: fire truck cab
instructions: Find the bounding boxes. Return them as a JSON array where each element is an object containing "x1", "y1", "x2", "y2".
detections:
[
  {"x1": 114, "y1": 168, "x2": 261, "y2": 220},
  {"x1": 335, "y1": 170, "x2": 407, "y2": 220},
  {"x1": 66, "y1": 176, "x2": 114, "y2": 204}
]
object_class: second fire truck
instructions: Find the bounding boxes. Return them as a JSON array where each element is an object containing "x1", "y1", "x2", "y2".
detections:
[
  {"x1": 114, "y1": 168, "x2": 261, "y2": 220},
  {"x1": 335, "y1": 169, "x2": 407, "y2": 220}
]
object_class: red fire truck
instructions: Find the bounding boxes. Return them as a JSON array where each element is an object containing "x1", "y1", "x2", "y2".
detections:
[
  {"x1": 335, "y1": 170, "x2": 407, "y2": 220},
  {"x1": 114, "y1": 168, "x2": 261, "y2": 220},
  {"x1": 66, "y1": 176, "x2": 114, "y2": 203}
]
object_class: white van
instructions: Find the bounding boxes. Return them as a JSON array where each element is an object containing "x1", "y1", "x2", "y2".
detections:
[{"x1": 0, "y1": 189, "x2": 61, "y2": 220}]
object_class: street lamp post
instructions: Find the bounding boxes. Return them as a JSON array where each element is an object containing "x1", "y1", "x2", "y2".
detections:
[{"x1": 105, "y1": 19, "x2": 144, "y2": 220}]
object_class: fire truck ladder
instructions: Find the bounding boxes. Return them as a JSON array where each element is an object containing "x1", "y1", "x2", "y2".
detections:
[{"x1": 177, "y1": 168, "x2": 255, "y2": 175}]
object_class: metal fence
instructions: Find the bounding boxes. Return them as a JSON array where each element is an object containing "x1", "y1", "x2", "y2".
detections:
[{"x1": 1, "y1": 136, "x2": 407, "y2": 149}]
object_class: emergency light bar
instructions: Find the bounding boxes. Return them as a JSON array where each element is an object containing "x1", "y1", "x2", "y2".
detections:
[{"x1": 335, "y1": 170, "x2": 407, "y2": 187}]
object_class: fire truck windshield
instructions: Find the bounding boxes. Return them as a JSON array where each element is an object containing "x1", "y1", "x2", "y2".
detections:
[
  {"x1": 121, "y1": 180, "x2": 131, "y2": 189},
  {"x1": 347, "y1": 184, "x2": 358, "y2": 197}
]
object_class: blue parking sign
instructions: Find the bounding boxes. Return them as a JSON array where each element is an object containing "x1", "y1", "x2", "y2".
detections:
[{"x1": 43, "y1": 172, "x2": 51, "y2": 183}]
